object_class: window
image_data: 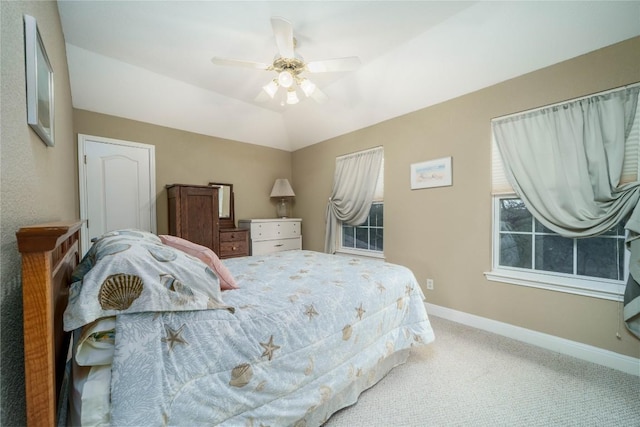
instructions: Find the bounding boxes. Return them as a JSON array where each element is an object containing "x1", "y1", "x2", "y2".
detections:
[
  {"x1": 341, "y1": 202, "x2": 383, "y2": 253},
  {"x1": 498, "y1": 198, "x2": 626, "y2": 280},
  {"x1": 489, "y1": 196, "x2": 628, "y2": 300},
  {"x1": 488, "y1": 86, "x2": 639, "y2": 301},
  {"x1": 337, "y1": 158, "x2": 384, "y2": 258}
]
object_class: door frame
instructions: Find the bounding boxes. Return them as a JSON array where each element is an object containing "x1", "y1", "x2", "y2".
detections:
[{"x1": 78, "y1": 134, "x2": 157, "y2": 254}]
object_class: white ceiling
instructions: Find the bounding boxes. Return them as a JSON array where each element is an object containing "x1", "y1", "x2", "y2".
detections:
[{"x1": 57, "y1": 1, "x2": 640, "y2": 152}]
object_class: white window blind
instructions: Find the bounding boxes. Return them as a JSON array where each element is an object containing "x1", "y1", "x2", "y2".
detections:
[
  {"x1": 373, "y1": 157, "x2": 384, "y2": 202},
  {"x1": 622, "y1": 103, "x2": 640, "y2": 184},
  {"x1": 491, "y1": 135, "x2": 515, "y2": 195},
  {"x1": 491, "y1": 85, "x2": 640, "y2": 195}
]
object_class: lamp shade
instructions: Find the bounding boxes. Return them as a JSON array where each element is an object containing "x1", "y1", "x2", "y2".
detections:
[
  {"x1": 262, "y1": 80, "x2": 278, "y2": 98},
  {"x1": 277, "y1": 71, "x2": 294, "y2": 88},
  {"x1": 286, "y1": 90, "x2": 299, "y2": 105},
  {"x1": 270, "y1": 179, "x2": 295, "y2": 198}
]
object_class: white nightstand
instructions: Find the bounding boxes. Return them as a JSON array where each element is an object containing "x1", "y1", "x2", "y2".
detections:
[{"x1": 238, "y1": 218, "x2": 302, "y2": 255}]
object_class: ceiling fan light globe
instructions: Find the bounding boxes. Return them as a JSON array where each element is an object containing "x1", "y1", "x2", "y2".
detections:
[
  {"x1": 300, "y1": 79, "x2": 316, "y2": 97},
  {"x1": 278, "y1": 71, "x2": 294, "y2": 88},
  {"x1": 263, "y1": 80, "x2": 279, "y2": 98},
  {"x1": 286, "y1": 90, "x2": 299, "y2": 105}
]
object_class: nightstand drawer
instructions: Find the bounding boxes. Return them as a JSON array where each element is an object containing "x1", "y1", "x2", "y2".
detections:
[
  {"x1": 220, "y1": 229, "x2": 248, "y2": 243},
  {"x1": 219, "y1": 240, "x2": 249, "y2": 258},
  {"x1": 218, "y1": 228, "x2": 249, "y2": 258}
]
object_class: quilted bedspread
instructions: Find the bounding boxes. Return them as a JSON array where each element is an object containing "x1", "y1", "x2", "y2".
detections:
[{"x1": 108, "y1": 250, "x2": 434, "y2": 426}]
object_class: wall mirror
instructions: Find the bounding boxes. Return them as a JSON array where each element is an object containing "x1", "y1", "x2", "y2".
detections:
[{"x1": 209, "y1": 182, "x2": 235, "y2": 228}]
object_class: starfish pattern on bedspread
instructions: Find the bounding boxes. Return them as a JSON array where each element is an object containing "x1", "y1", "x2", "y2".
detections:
[
  {"x1": 305, "y1": 304, "x2": 319, "y2": 320},
  {"x1": 260, "y1": 335, "x2": 280, "y2": 361},
  {"x1": 162, "y1": 324, "x2": 188, "y2": 351},
  {"x1": 405, "y1": 284, "x2": 414, "y2": 296}
]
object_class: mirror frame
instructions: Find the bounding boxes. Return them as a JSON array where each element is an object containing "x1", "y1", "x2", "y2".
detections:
[{"x1": 209, "y1": 182, "x2": 235, "y2": 229}]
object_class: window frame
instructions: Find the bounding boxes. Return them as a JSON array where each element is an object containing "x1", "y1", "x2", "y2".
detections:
[
  {"x1": 487, "y1": 85, "x2": 639, "y2": 302},
  {"x1": 486, "y1": 196, "x2": 628, "y2": 301},
  {"x1": 335, "y1": 154, "x2": 384, "y2": 259},
  {"x1": 337, "y1": 201, "x2": 385, "y2": 259}
]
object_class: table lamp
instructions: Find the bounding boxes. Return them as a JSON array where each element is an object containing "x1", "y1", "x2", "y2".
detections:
[{"x1": 270, "y1": 178, "x2": 295, "y2": 218}]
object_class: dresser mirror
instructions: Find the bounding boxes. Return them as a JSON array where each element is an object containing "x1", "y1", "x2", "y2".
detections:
[{"x1": 209, "y1": 182, "x2": 235, "y2": 228}]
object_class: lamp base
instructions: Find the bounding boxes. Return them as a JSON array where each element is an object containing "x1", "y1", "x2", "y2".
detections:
[{"x1": 276, "y1": 198, "x2": 289, "y2": 218}]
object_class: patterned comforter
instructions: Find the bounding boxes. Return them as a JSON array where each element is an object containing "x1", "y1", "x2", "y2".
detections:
[{"x1": 66, "y1": 231, "x2": 434, "y2": 426}]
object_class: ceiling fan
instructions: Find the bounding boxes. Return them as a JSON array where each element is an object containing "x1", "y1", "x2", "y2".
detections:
[{"x1": 211, "y1": 17, "x2": 361, "y2": 105}]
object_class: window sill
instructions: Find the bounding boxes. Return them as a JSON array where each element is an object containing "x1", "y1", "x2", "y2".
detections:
[
  {"x1": 335, "y1": 248, "x2": 385, "y2": 260},
  {"x1": 484, "y1": 269, "x2": 625, "y2": 302}
]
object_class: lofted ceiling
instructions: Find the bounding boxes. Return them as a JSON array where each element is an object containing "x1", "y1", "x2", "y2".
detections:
[{"x1": 57, "y1": 1, "x2": 640, "y2": 152}]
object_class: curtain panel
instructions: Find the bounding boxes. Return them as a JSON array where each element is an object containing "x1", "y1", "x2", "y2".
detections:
[
  {"x1": 492, "y1": 85, "x2": 640, "y2": 338},
  {"x1": 324, "y1": 147, "x2": 383, "y2": 254}
]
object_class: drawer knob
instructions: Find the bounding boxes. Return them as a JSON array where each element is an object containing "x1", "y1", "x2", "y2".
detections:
[{"x1": 274, "y1": 244, "x2": 283, "y2": 247}]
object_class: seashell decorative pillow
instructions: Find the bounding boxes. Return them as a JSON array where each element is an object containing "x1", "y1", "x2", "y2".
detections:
[
  {"x1": 71, "y1": 229, "x2": 162, "y2": 284},
  {"x1": 64, "y1": 230, "x2": 233, "y2": 331}
]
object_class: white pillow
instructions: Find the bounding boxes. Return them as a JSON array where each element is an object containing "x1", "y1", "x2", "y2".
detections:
[
  {"x1": 70, "y1": 363, "x2": 111, "y2": 427},
  {"x1": 75, "y1": 318, "x2": 115, "y2": 366}
]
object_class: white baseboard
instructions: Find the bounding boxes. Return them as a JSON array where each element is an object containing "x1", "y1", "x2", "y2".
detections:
[{"x1": 425, "y1": 303, "x2": 640, "y2": 376}]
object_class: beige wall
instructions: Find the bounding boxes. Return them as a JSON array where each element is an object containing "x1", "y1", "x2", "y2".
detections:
[
  {"x1": 73, "y1": 110, "x2": 293, "y2": 233},
  {"x1": 292, "y1": 37, "x2": 640, "y2": 359},
  {"x1": 0, "y1": 1, "x2": 77, "y2": 425}
]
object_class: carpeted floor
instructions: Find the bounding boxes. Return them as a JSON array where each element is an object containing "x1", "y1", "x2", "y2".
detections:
[{"x1": 325, "y1": 316, "x2": 640, "y2": 427}]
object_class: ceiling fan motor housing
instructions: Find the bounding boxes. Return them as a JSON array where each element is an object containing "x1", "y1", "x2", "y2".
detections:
[{"x1": 272, "y1": 57, "x2": 306, "y2": 76}]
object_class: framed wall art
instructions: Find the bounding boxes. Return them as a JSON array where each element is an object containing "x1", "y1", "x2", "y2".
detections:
[
  {"x1": 410, "y1": 156, "x2": 452, "y2": 190},
  {"x1": 24, "y1": 14, "x2": 55, "y2": 147}
]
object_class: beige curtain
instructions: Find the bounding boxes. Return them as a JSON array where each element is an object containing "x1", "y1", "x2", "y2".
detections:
[
  {"x1": 324, "y1": 147, "x2": 383, "y2": 254},
  {"x1": 492, "y1": 85, "x2": 640, "y2": 337}
]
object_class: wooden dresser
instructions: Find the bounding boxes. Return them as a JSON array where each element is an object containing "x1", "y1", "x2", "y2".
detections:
[
  {"x1": 167, "y1": 184, "x2": 220, "y2": 253},
  {"x1": 167, "y1": 184, "x2": 249, "y2": 259},
  {"x1": 238, "y1": 218, "x2": 302, "y2": 256}
]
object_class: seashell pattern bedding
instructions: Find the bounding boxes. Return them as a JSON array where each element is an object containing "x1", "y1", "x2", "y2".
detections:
[{"x1": 65, "y1": 231, "x2": 434, "y2": 426}]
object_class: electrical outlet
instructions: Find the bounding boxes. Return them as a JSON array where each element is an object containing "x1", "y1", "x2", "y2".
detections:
[{"x1": 426, "y1": 279, "x2": 434, "y2": 290}]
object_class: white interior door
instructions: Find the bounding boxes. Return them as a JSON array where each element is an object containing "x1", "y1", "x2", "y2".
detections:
[{"x1": 78, "y1": 134, "x2": 156, "y2": 254}]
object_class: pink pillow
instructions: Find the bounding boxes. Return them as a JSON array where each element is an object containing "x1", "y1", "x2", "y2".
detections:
[{"x1": 159, "y1": 235, "x2": 238, "y2": 290}]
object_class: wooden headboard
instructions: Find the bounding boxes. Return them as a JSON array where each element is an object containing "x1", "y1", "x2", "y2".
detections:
[{"x1": 16, "y1": 221, "x2": 83, "y2": 427}]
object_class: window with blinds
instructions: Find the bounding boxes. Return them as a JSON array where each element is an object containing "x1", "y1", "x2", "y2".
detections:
[
  {"x1": 492, "y1": 86, "x2": 640, "y2": 195},
  {"x1": 486, "y1": 85, "x2": 638, "y2": 300},
  {"x1": 339, "y1": 156, "x2": 384, "y2": 257}
]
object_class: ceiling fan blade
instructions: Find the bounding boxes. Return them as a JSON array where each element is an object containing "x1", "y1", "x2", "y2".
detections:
[
  {"x1": 310, "y1": 87, "x2": 328, "y2": 104},
  {"x1": 306, "y1": 56, "x2": 361, "y2": 73},
  {"x1": 211, "y1": 57, "x2": 270, "y2": 70},
  {"x1": 254, "y1": 90, "x2": 272, "y2": 103},
  {"x1": 271, "y1": 16, "x2": 295, "y2": 59}
]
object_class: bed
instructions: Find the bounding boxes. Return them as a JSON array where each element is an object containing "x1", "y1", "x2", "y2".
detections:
[{"x1": 17, "y1": 221, "x2": 434, "y2": 426}]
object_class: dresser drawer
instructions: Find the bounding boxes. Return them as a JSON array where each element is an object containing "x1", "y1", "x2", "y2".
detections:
[
  {"x1": 252, "y1": 237, "x2": 302, "y2": 255},
  {"x1": 220, "y1": 229, "x2": 248, "y2": 243},
  {"x1": 218, "y1": 228, "x2": 249, "y2": 258},
  {"x1": 249, "y1": 221, "x2": 300, "y2": 241},
  {"x1": 219, "y1": 240, "x2": 249, "y2": 258},
  {"x1": 238, "y1": 219, "x2": 302, "y2": 256}
]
